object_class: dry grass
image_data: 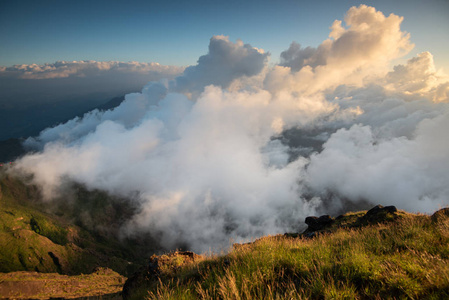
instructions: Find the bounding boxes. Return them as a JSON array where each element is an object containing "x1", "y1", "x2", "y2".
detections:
[
  {"x1": 130, "y1": 209, "x2": 449, "y2": 299},
  {"x1": 0, "y1": 268, "x2": 125, "y2": 299}
]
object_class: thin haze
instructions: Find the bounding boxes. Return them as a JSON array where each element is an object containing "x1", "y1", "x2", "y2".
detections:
[{"x1": 9, "y1": 5, "x2": 449, "y2": 252}]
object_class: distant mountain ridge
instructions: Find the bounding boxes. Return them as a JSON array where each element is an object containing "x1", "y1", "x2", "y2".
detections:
[
  {"x1": 95, "y1": 96, "x2": 126, "y2": 112},
  {"x1": 0, "y1": 95, "x2": 125, "y2": 162}
]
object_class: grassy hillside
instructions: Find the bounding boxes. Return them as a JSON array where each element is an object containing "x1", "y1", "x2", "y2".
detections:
[
  {"x1": 0, "y1": 169, "x2": 160, "y2": 276},
  {"x1": 3, "y1": 166, "x2": 449, "y2": 299},
  {"x1": 124, "y1": 206, "x2": 449, "y2": 299}
]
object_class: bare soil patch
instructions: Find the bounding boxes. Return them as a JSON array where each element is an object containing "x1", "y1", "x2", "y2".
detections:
[{"x1": 0, "y1": 268, "x2": 125, "y2": 299}]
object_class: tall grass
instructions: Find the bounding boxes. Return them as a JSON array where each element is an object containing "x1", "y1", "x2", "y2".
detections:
[{"x1": 134, "y1": 211, "x2": 449, "y2": 299}]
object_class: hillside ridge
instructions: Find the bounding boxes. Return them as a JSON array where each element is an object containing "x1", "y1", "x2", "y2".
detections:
[
  {"x1": 123, "y1": 205, "x2": 449, "y2": 299},
  {"x1": 0, "y1": 170, "x2": 161, "y2": 277}
]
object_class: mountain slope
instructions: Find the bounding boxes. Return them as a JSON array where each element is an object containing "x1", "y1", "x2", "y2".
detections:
[
  {"x1": 0, "y1": 169, "x2": 160, "y2": 276},
  {"x1": 124, "y1": 206, "x2": 449, "y2": 299}
]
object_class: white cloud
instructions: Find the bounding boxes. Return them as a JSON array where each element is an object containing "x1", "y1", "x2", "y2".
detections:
[
  {"x1": 0, "y1": 60, "x2": 183, "y2": 80},
  {"x1": 268, "y1": 5, "x2": 414, "y2": 95},
  {"x1": 172, "y1": 35, "x2": 269, "y2": 95},
  {"x1": 386, "y1": 52, "x2": 449, "y2": 102},
  {"x1": 11, "y1": 5, "x2": 449, "y2": 252},
  {"x1": 305, "y1": 111, "x2": 449, "y2": 213}
]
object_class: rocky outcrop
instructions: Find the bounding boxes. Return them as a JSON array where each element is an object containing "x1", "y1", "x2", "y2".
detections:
[
  {"x1": 300, "y1": 215, "x2": 335, "y2": 238},
  {"x1": 366, "y1": 204, "x2": 397, "y2": 215},
  {"x1": 305, "y1": 215, "x2": 334, "y2": 231},
  {"x1": 357, "y1": 204, "x2": 397, "y2": 225},
  {"x1": 298, "y1": 205, "x2": 399, "y2": 238}
]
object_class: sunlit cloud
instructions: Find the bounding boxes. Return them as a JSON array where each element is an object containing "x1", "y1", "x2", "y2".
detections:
[{"x1": 11, "y1": 5, "x2": 449, "y2": 252}]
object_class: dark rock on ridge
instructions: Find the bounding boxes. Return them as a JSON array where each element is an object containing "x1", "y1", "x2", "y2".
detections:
[
  {"x1": 358, "y1": 204, "x2": 397, "y2": 225},
  {"x1": 305, "y1": 215, "x2": 335, "y2": 232},
  {"x1": 366, "y1": 205, "x2": 397, "y2": 216},
  {"x1": 297, "y1": 204, "x2": 399, "y2": 239}
]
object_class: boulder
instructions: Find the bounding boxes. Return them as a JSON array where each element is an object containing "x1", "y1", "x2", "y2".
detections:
[
  {"x1": 366, "y1": 205, "x2": 397, "y2": 216},
  {"x1": 359, "y1": 204, "x2": 397, "y2": 224},
  {"x1": 304, "y1": 215, "x2": 335, "y2": 232}
]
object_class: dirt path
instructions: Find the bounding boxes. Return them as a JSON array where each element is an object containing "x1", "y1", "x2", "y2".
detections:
[{"x1": 0, "y1": 268, "x2": 125, "y2": 299}]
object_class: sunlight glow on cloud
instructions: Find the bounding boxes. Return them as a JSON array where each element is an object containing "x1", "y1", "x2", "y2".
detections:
[{"x1": 11, "y1": 5, "x2": 449, "y2": 252}]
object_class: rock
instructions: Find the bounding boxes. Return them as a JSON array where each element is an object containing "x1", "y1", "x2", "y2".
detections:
[
  {"x1": 304, "y1": 215, "x2": 334, "y2": 232},
  {"x1": 384, "y1": 206, "x2": 398, "y2": 214},
  {"x1": 359, "y1": 204, "x2": 397, "y2": 224},
  {"x1": 366, "y1": 205, "x2": 397, "y2": 216},
  {"x1": 365, "y1": 205, "x2": 383, "y2": 216},
  {"x1": 300, "y1": 205, "x2": 398, "y2": 239},
  {"x1": 318, "y1": 215, "x2": 334, "y2": 224},
  {"x1": 305, "y1": 216, "x2": 318, "y2": 225}
]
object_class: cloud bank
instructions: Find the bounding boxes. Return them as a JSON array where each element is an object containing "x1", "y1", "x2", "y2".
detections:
[
  {"x1": 0, "y1": 60, "x2": 183, "y2": 80},
  {"x1": 12, "y1": 5, "x2": 449, "y2": 252},
  {"x1": 0, "y1": 60, "x2": 183, "y2": 111},
  {"x1": 0, "y1": 60, "x2": 184, "y2": 140}
]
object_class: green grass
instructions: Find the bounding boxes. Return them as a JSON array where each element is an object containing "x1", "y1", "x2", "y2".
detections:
[
  {"x1": 30, "y1": 215, "x2": 68, "y2": 245},
  {"x1": 0, "y1": 170, "x2": 157, "y2": 276},
  {"x1": 129, "y1": 209, "x2": 449, "y2": 300},
  {"x1": 3, "y1": 168, "x2": 449, "y2": 298}
]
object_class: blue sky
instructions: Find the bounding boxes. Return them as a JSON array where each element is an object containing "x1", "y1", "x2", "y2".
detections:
[{"x1": 1, "y1": 0, "x2": 448, "y2": 70}]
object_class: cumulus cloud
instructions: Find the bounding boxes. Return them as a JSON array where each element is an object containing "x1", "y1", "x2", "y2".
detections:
[
  {"x1": 24, "y1": 37, "x2": 271, "y2": 149},
  {"x1": 280, "y1": 42, "x2": 327, "y2": 71},
  {"x1": 386, "y1": 51, "x2": 449, "y2": 102},
  {"x1": 305, "y1": 111, "x2": 449, "y2": 213},
  {"x1": 267, "y1": 5, "x2": 414, "y2": 95},
  {"x1": 11, "y1": 5, "x2": 449, "y2": 252},
  {"x1": 172, "y1": 35, "x2": 269, "y2": 95}
]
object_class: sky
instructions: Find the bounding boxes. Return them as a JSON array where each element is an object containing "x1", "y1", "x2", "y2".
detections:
[{"x1": 1, "y1": 0, "x2": 448, "y2": 70}]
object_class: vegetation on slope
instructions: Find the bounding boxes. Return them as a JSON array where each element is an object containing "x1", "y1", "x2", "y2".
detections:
[
  {"x1": 2, "y1": 165, "x2": 449, "y2": 299},
  {"x1": 0, "y1": 169, "x2": 160, "y2": 276},
  {"x1": 125, "y1": 207, "x2": 449, "y2": 299}
]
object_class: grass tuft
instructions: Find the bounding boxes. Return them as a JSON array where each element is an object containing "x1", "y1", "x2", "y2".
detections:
[{"x1": 126, "y1": 208, "x2": 449, "y2": 299}]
